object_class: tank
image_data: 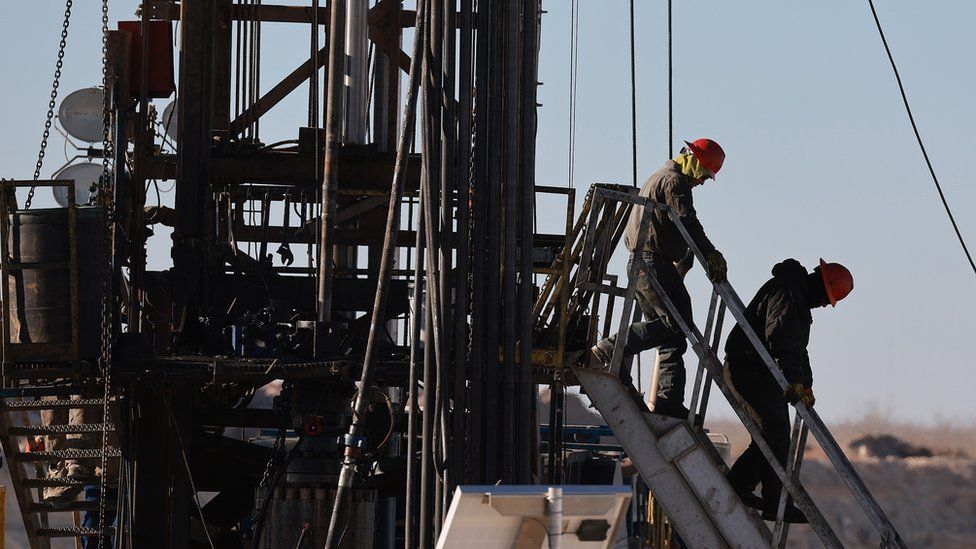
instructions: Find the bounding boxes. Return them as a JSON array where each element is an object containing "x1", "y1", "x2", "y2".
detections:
[
  {"x1": 259, "y1": 485, "x2": 376, "y2": 549},
  {"x1": 5, "y1": 207, "x2": 106, "y2": 360}
]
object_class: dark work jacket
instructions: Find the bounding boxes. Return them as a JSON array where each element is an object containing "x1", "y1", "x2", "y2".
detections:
[
  {"x1": 725, "y1": 259, "x2": 813, "y2": 387},
  {"x1": 623, "y1": 161, "x2": 717, "y2": 262}
]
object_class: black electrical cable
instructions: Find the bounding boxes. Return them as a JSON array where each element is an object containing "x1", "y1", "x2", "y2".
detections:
[
  {"x1": 629, "y1": 0, "x2": 637, "y2": 189},
  {"x1": 630, "y1": 0, "x2": 643, "y2": 391},
  {"x1": 667, "y1": 0, "x2": 673, "y2": 156},
  {"x1": 867, "y1": 0, "x2": 976, "y2": 277},
  {"x1": 160, "y1": 393, "x2": 218, "y2": 549},
  {"x1": 567, "y1": 0, "x2": 580, "y2": 189}
]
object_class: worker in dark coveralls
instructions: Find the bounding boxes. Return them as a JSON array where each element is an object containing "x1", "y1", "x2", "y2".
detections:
[
  {"x1": 590, "y1": 138, "x2": 728, "y2": 418},
  {"x1": 725, "y1": 258, "x2": 853, "y2": 523}
]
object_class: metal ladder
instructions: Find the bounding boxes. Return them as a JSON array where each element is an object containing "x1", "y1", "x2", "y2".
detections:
[
  {"x1": 575, "y1": 185, "x2": 906, "y2": 548},
  {"x1": 0, "y1": 178, "x2": 120, "y2": 546},
  {"x1": 0, "y1": 387, "x2": 119, "y2": 548}
]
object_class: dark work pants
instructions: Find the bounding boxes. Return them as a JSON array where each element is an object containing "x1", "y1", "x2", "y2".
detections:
[
  {"x1": 608, "y1": 253, "x2": 691, "y2": 408},
  {"x1": 726, "y1": 362, "x2": 790, "y2": 505},
  {"x1": 82, "y1": 486, "x2": 117, "y2": 549}
]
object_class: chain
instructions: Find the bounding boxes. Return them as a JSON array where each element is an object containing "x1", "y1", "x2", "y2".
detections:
[
  {"x1": 97, "y1": 0, "x2": 114, "y2": 545},
  {"x1": 27, "y1": 0, "x2": 73, "y2": 209},
  {"x1": 257, "y1": 427, "x2": 286, "y2": 490},
  {"x1": 250, "y1": 426, "x2": 286, "y2": 540},
  {"x1": 465, "y1": 94, "x2": 478, "y2": 484}
]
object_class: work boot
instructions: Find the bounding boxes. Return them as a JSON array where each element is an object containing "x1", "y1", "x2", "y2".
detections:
[
  {"x1": 42, "y1": 463, "x2": 87, "y2": 502},
  {"x1": 650, "y1": 401, "x2": 690, "y2": 420},
  {"x1": 762, "y1": 503, "x2": 809, "y2": 524},
  {"x1": 590, "y1": 338, "x2": 614, "y2": 366}
]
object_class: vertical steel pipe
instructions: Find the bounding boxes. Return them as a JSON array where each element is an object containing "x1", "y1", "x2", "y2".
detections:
[
  {"x1": 517, "y1": 0, "x2": 541, "y2": 484},
  {"x1": 483, "y1": 0, "x2": 504, "y2": 484},
  {"x1": 470, "y1": 0, "x2": 493, "y2": 485},
  {"x1": 323, "y1": 1, "x2": 427, "y2": 546},
  {"x1": 419, "y1": 291, "x2": 435, "y2": 549},
  {"x1": 344, "y1": 0, "x2": 369, "y2": 143},
  {"x1": 439, "y1": 0, "x2": 459, "y2": 498},
  {"x1": 453, "y1": 0, "x2": 474, "y2": 487},
  {"x1": 501, "y1": 0, "x2": 520, "y2": 483},
  {"x1": 316, "y1": 0, "x2": 347, "y2": 324},
  {"x1": 404, "y1": 217, "x2": 424, "y2": 549}
]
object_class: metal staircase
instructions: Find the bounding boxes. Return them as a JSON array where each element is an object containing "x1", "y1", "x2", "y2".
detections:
[
  {"x1": 574, "y1": 367, "x2": 770, "y2": 547},
  {"x1": 0, "y1": 178, "x2": 119, "y2": 548},
  {"x1": 571, "y1": 184, "x2": 906, "y2": 549},
  {"x1": 0, "y1": 388, "x2": 119, "y2": 548}
]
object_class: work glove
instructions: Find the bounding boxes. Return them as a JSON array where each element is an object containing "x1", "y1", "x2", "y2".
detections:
[
  {"x1": 784, "y1": 383, "x2": 815, "y2": 407},
  {"x1": 705, "y1": 250, "x2": 727, "y2": 283}
]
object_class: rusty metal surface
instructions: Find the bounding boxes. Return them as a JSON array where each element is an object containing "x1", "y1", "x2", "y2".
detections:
[{"x1": 0, "y1": 181, "x2": 103, "y2": 367}]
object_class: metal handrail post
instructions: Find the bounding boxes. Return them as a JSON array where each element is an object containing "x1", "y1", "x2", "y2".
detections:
[
  {"x1": 688, "y1": 289, "x2": 718, "y2": 422},
  {"x1": 778, "y1": 423, "x2": 809, "y2": 549},
  {"x1": 772, "y1": 414, "x2": 803, "y2": 544},
  {"x1": 695, "y1": 301, "x2": 725, "y2": 426}
]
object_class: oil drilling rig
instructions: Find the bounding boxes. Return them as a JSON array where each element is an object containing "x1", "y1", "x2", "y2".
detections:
[{"x1": 0, "y1": 1, "x2": 908, "y2": 548}]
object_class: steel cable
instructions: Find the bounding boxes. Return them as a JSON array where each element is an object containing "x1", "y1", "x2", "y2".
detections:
[
  {"x1": 866, "y1": 0, "x2": 976, "y2": 277},
  {"x1": 629, "y1": 0, "x2": 637, "y2": 189},
  {"x1": 629, "y1": 0, "x2": 644, "y2": 393},
  {"x1": 27, "y1": 0, "x2": 73, "y2": 209},
  {"x1": 567, "y1": 0, "x2": 580, "y2": 189},
  {"x1": 667, "y1": 0, "x2": 673, "y2": 156}
]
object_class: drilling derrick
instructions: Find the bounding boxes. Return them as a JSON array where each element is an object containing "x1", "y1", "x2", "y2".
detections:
[{"x1": 0, "y1": 2, "x2": 910, "y2": 549}]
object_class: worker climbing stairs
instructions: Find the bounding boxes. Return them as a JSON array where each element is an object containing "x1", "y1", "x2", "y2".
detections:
[{"x1": 536, "y1": 183, "x2": 908, "y2": 548}]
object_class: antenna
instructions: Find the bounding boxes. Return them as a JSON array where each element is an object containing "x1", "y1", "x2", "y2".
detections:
[
  {"x1": 51, "y1": 162, "x2": 104, "y2": 207},
  {"x1": 57, "y1": 87, "x2": 106, "y2": 143}
]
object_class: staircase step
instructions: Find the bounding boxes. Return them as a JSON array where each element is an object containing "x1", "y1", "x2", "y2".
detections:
[
  {"x1": 0, "y1": 386, "x2": 101, "y2": 399},
  {"x1": 36, "y1": 526, "x2": 114, "y2": 538},
  {"x1": 14, "y1": 448, "x2": 120, "y2": 462},
  {"x1": 8, "y1": 423, "x2": 115, "y2": 436},
  {"x1": 30, "y1": 499, "x2": 107, "y2": 513},
  {"x1": 0, "y1": 398, "x2": 106, "y2": 411},
  {"x1": 22, "y1": 476, "x2": 116, "y2": 488}
]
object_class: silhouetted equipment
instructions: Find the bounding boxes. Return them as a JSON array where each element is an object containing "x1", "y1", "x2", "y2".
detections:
[
  {"x1": 5, "y1": 207, "x2": 105, "y2": 359},
  {"x1": 0, "y1": 2, "x2": 907, "y2": 548}
]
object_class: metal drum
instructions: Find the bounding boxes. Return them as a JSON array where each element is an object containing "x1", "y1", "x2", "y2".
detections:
[{"x1": 6, "y1": 207, "x2": 106, "y2": 359}]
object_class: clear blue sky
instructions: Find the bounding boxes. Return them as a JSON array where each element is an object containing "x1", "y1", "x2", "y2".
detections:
[{"x1": 1, "y1": 1, "x2": 973, "y2": 423}]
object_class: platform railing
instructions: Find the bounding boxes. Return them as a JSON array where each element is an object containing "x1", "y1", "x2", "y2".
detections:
[{"x1": 0, "y1": 179, "x2": 81, "y2": 367}]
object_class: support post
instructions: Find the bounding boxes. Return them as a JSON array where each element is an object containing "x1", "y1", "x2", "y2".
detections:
[
  {"x1": 174, "y1": 0, "x2": 216, "y2": 343},
  {"x1": 547, "y1": 486, "x2": 563, "y2": 549}
]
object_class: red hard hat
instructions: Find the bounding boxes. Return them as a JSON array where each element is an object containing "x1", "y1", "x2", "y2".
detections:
[
  {"x1": 819, "y1": 259, "x2": 853, "y2": 307},
  {"x1": 684, "y1": 138, "x2": 726, "y2": 179}
]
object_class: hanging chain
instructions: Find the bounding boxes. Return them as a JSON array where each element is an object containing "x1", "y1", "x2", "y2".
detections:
[
  {"x1": 97, "y1": 0, "x2": 114, "y2": 545},
  {"x1": 27, "y1": 0, "x2": 73, "y2": 209},
  {"x1": 258, "y1": 427, "x2": 286, "y2": 490}
]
